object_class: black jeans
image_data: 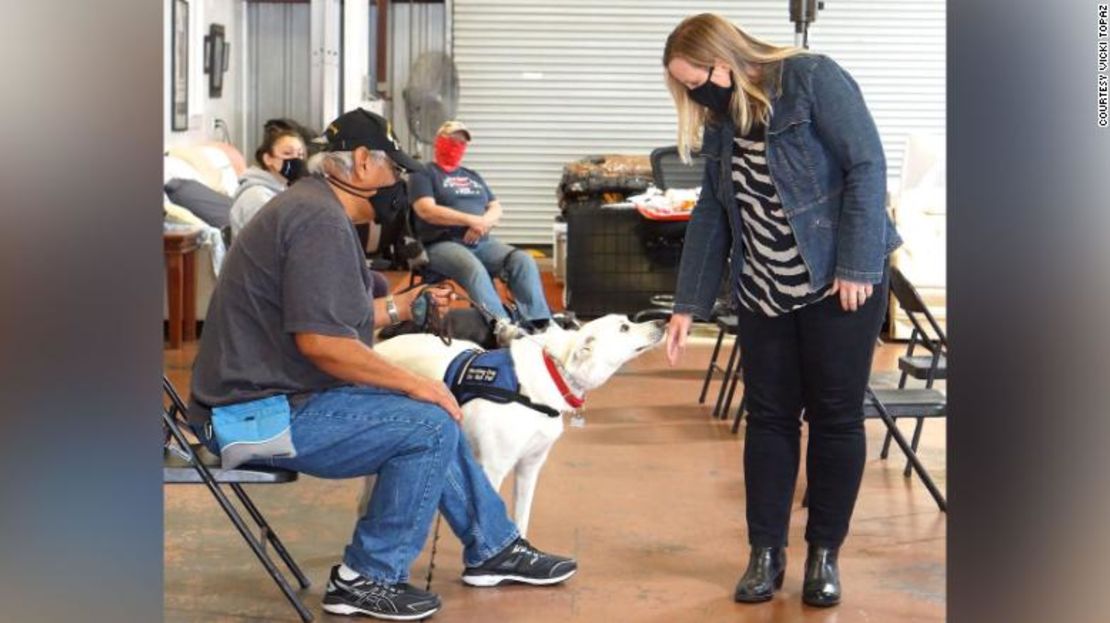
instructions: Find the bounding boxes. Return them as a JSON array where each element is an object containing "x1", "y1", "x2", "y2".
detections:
[{"x1": 737, "y1": 267, "x2": 889, "y2": 549}]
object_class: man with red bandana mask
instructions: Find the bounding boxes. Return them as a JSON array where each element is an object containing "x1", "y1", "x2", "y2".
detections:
[{"x1": 409, "y1": 120, "x2": 554, "y2": 334}]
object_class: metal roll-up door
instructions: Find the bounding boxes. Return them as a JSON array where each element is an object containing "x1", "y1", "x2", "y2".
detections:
[
  {"x1": 246, "y1": 1, "x2": 313, "y2": 153},
  {"x1": 808, "y1": 0, "x2": 946, "y2": 191},
  {"x1": 453, "y1": 0, "x2": 945, "y2": 244}
]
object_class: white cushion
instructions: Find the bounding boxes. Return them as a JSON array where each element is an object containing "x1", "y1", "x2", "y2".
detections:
[
  {"x1": 898, "y1": 187, "x2": 946, "y2": 216},
  {"x1": 893, "y1": 210, "x2": 946, "y2": 288},
  {"x1": 198, "y1": 146, "x2": 239, "y2": 196},
  {"x1": 163, "y1": 155, "x2": 202, "y2": 185}
]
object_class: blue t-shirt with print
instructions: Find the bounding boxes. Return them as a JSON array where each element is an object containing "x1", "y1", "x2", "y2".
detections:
[{"x1": 408, "y1": 164, "x2": 496, "y2": 244}]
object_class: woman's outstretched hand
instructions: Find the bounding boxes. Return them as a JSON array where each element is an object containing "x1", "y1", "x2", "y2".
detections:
[{"x1": 665, "y1": 313, "x2": 693, "y2": 367}]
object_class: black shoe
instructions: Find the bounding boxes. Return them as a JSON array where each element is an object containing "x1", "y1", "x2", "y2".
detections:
[
  {"x1": 462, "y1": 537, "x2": 577, "y2": 587},
  {"x1": 734, "y1": 546, "x2": 787, "y2": 603},
  {"x1": 802, "y1": 545, "x2": 841, "y2": 607},
  {"x1": 322, "y1": 565, "x2": 441, "y2": 621},
  {"x1": 552, "y1": 312, "x2": 581, "y2": 330},
  {"x1": 523, "y1": 318, "x2": 552, "y2": 333}
]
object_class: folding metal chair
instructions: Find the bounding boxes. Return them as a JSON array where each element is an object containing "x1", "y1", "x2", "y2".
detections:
[
  {"x1": 799, "y1": 384, "x2": 947, "y2": 512},
  {"x1": 684, "y1": 311, "x2": 749, "y2": 422},
  {"x1": 880, "y1": 266, "x2": 948, "y2": 477},
  {"x1": 707, "y1": 316, "x2": 746, "y2": 421},
  {"x1": 162, "y1": 376, "x2": 314, "y2": 622},
  {"x1": 863, "y1": 386, "x2": 947, "y2": 510},
  {"x1": 699, "y1": 315, "x2": 735, "y2": 409},
  {"x1": 650, "y1": 146, "x2": 705, "y2": 191}
]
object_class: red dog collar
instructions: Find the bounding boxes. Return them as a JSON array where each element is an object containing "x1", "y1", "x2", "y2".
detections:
[{"x1": 542, "y1": 352, "x2": 585, "y2": 409}]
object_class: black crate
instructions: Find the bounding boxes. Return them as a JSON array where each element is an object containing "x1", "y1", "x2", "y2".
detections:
[{"x1": 563, "y1": 199, "x2": 687, "y2": 318}]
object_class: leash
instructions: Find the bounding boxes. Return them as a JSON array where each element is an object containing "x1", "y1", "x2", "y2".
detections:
[
  {"x1": 395, "y1": 282, "x2": 460, "y2": 346},
  {"x1": 396, "y1": 281, "x2": 505, "y2": 347},
  {"x1": 424, "y1": 513, "x2": 443, "y2": 591}
]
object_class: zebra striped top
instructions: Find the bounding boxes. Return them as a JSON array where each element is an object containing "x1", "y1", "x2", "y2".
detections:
[{"x1": 731, "y1": 124, "x2": 832, "y2": 316}]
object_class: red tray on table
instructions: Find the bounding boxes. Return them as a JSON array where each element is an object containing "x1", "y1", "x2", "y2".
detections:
[{"x1": 633, "y1": 203, "x2": 693, "y2": 222}]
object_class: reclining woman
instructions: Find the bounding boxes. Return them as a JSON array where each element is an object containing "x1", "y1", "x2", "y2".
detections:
[
  {"x1": 661, "y1": 13, "x2": 901, "y2": 608},
  {"x1": 409, "y1": 120, "x2": 553, "y2": 337}
]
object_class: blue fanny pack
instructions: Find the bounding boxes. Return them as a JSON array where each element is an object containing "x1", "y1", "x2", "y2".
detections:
[{"x1": 210, "y1": 395, "x2": 297, "y2": 469}]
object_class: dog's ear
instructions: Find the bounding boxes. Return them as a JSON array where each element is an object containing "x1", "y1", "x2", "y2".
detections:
[{"x1": 571, "y1": 334, "x2": 596, "y2": 365}]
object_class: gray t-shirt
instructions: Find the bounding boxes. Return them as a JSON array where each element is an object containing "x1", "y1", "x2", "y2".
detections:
[{"x1": 188, "y1": 175, "x2": 374, "y2": 425}]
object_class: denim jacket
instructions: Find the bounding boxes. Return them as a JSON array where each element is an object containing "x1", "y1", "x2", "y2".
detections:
[{"x1": 673, "y1": 53, "x2": 902, "y2": 319}]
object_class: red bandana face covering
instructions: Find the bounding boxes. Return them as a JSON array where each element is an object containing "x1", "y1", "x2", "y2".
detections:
[{"x1": 434, "y1": 136, "x2": 468, "y2": 171}]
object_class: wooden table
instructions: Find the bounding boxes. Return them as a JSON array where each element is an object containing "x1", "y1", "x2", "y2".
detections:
[{"x1": 164, "y1": 229, "x2": 203, "y2": 349}]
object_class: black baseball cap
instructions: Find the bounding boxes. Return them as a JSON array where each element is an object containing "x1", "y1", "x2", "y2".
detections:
[{"x1": 319, "y1": 108, "x2": 422, "y2": 173}]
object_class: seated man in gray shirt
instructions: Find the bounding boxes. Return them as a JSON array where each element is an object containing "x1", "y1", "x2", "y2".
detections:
[{"x1": 189, "y1": 109, "x2": 576, "y2": 621}]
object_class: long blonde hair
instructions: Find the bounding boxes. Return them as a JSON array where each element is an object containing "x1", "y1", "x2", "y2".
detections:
[{"x1": 663, "y1": 13, "x2": 805, "y2": 161}]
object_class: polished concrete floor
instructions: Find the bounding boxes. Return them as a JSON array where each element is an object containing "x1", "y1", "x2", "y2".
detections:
[{"x1": 164, "y1": 275, "x2": 946, "y2": 623}]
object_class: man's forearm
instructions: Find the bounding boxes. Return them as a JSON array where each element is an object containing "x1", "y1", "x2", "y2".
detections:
[
  {"x1": 296, "y1": 333, "x2": 418, "y2": 394},
  {"x1": 484, "y1": 201, "x2": 502, "y2": 225},
  {"x1": 372, "y1": 295, "x2": 412, "y2": 330}
]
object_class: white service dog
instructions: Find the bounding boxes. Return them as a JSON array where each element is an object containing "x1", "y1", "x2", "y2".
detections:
[{"x1": 370, "y1": 314, "x2": 666, "y2": 536}]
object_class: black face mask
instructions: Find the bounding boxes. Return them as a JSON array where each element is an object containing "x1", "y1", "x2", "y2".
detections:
[
  {"x1": 327, "y1": 175, "x2": 405, "y2": 224},
  {"x1": 687, "y1": 65, "x2": 734, "y2": 114},
  {"x1": 369, "y1": 181, "x2": 407, "y2": 226},
  {"x1": 279, "y1": 158, "x2": 306, "y2": 182}
]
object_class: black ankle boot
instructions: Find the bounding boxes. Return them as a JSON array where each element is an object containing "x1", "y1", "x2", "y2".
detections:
[
  {"x1": 734, "y1": 546, "x2": 786, "y2": 603},
  {"x1": 802, "y1": 545, "x2": 841, "y2": 607}
]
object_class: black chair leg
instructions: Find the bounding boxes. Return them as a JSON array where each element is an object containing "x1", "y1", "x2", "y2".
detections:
[
  {"x1": 713, "y1": 336, "x2": 741, "y2": 418},
  {"x1": 230, "y1": 483, "x2": 312, "y2": 590},
  {"x1": 903, "y1": 417, "x2": 927, "y2": 478},
  {"x1": 881, "y1": 369, "x2": 913, "y2": 458},
  {"x1": 698, "y1": 327, "x2": 726, "y2": 404},
  {"x1": 866, "y1": 389, "x2": 947, "y2": 512},
  {"x1": 215, "y1": 485, "x2": 314, "y2": 622},
  {"x1": 730, "y1": 393, "x2": 747, "y2": 434},
  {"x1": 720, "y1": 355, "x2": 743, "y2": 421},
  {"x1": 164, "y1": 413, "x2": 314, "y2": 622},
  {"x1": 879, "y1": 419, "x2": 897, "y2": 459}
]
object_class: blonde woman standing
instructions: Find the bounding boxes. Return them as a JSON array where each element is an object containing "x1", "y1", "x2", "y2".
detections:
[{"x1": 662, "y1": 14, "x2": 901, "y2": 607}]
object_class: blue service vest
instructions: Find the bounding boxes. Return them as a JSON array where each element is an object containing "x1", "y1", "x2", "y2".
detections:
[{"x1": 443, "y1": 349, "x2": 559, "y2": 417}]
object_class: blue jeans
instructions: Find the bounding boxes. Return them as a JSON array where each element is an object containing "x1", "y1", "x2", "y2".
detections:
[
  {"x1": 200, "y1": 385, "x2": 519, "y2": 584},
  {"x1": 425, "y1": 236, "x2": 551, "y2": 322}
]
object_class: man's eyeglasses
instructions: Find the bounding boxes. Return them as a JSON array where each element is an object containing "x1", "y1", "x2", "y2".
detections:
[
  {"x1": 388, "y1": 160, "x2": 406, "y2": 178},
  {"x1": 370, "y1": 151, "x2": 406, "y2": 179}
]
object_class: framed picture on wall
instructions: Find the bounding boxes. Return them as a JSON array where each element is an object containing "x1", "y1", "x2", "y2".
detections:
[
  {"x1": 171, "y1": 0, "x2": 189, "y2": 130},
  {"x1": 205, "y1": 23, "x2": 226, "y2": 98}
]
